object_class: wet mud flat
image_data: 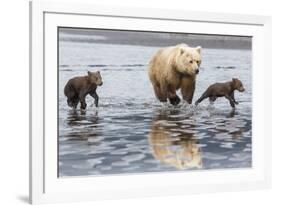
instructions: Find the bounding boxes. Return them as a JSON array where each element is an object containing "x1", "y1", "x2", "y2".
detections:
[{"x1": 58, "y1": 28, "x2": 252, "y2": 177}]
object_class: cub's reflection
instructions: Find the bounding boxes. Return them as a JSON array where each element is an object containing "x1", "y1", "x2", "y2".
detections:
[
  {"x1": 66, "y1": 109, "x2": 99, "y2": 126},
  {"x1": 148, "y1": 112, "x2": 203, "y2": 169},
  {"x1": 65, "y1": 109, "x2": 101, "y2": 140}
]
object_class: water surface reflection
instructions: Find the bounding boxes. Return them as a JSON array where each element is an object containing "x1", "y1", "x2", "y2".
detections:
[{"x1": 149, "y1": 111, "x2": 203, "y2": 169}]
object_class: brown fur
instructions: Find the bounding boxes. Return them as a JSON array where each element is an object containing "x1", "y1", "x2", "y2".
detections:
[
  {"x1": 64, "y1": 71, "x2": 103, "y2": 109},
  {"x1": 148, "y1": 44, "x2": 201, "y2": 105},
  {"x1": 195, "y1": 78, "x2": 245, "y2": 108}
]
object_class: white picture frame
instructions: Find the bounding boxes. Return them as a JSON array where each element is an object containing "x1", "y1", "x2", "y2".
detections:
[{"x1": 30, "y1": 1, "x2": 272, "y2": 204}]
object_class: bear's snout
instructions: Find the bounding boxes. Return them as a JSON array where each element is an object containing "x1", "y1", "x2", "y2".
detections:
[
  {"x1": 239, "y1": 87, "x2": 245, "y2": 92},
  {"x1": 195, "y1": 69, "x2": 199, "y2": 74}
]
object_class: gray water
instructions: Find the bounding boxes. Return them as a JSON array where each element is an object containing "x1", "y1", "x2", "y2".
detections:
[{"x1": 58, "y1": 29, "x2": 252, "y2": 177}]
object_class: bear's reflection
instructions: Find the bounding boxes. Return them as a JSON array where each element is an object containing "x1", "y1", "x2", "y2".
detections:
[
  {"x1": 66, "y1": 109, "x2": 99, "y2": 126},
  {"x1": 148, "y1": 112, "x2": 203, "y2": 169},
  {"x1": 64, "y1": 109, "x2": 101, "y2": 140}
]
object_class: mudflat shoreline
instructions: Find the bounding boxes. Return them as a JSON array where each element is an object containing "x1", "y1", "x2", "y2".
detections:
[{"x1": 59, "y1": 28, "x2": 252, "y2": 50}]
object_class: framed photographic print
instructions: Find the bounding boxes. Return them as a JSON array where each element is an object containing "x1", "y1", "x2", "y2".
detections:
[{"x1": 30, "y1": 1, "x2": 272, "y2": 204}]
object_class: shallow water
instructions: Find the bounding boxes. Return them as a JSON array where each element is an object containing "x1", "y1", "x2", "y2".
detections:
[{"x1": 58, "y1": 31, "x2": 252, "y2": 177}]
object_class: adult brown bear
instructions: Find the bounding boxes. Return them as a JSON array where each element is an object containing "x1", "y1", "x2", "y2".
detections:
[
  {"x1": 64, "y1": 71, "x2": 103, "y2": 110},
  {"x1": 148, "y1": 44, "x2": 202, "y2": 105}
]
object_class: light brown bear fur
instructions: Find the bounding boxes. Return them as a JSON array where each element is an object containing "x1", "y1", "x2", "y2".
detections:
[{"x1": 148, "y1": 44, "x2": 201, "y2": 105}]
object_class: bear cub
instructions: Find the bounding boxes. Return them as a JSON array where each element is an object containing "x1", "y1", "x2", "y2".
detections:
[
  {"x1": 195, "y1": 78, "x2": 245, "y2": 108},
  {"x1": 64, "y1": 70, "x2": 103, "y2": 110}
]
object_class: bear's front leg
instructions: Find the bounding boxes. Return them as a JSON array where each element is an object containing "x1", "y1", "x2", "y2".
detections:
[
  {"x1": 180, "y1": 77, "x2": 195, "y2": 104},
  {"x1": 73, "y1": 98, "x2": 79, "y2": 109},
  {"x1": 79, "y1": 93, "x2": 87, "y2": 110},
  {"x1": 225, "y1": 94, "x2": 236, "y2": 108},
  {"x1": 90, "y1": 90, "x2": 99, "y2": 107},
  {"x1": 159, "y1": 83, "x2": 169, "y2": 102},
  {"x1": 230, "y1": 92, "x2": 239, "y2": 105},
  {"x1": 169, "y1": 96, "x2": 181, "y2": 106},
  {"x1": 167, "y1": 85, "x2": 180, "y2": 106}
]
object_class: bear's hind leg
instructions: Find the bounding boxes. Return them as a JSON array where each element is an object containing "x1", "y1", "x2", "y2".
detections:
[
  {"x1": 72, "y1": 98, "x2": 79, "y2": 109},
  {"x1": 67, "y1": 98, "x2": 73, "y2": 107},
  {"x1": 195, "y1": 92, "x2": 208, "y2": 106},
  {"x1": 67, "y1": 95, "x2": 79, "y2": 109},
  {"x1": 209, "y1": 96, "x2": 217, "y2": 104}
]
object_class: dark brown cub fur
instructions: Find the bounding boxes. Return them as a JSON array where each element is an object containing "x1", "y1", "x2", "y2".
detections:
[
  {"x1": 64, "y1": 71, "x2": 103, "y2": 110},
  {"x1": 195, "y1": 78, "x2": 245, "y2": 108}
]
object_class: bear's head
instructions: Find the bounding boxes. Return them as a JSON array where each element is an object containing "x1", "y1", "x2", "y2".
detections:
[
  {"x1": 170, "y1": 44, "x2": 202, "y2": 76},
  {"x1": 232, "y1": 78, "x2": 245, "y2": 92},
  {"x1": 87, "y1": 70, "x2": 103, "y2": 86}
]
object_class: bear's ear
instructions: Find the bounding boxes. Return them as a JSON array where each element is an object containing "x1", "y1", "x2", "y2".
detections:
[
  {"x1": 96, "y1": 71, "x2": 100, "y2": 74},
  {"x1": 196, "y1": 46, "x2": 202, "y2": 54},
  {"x1": 232, "y1": 78, "x2": 239, "y2": 85},
  {"x1": 180, "y1": 48, "x2": 185, "y2": 55},
  {"x1": 87, "y1": 71, "x2": 91, "y2": 76}
]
